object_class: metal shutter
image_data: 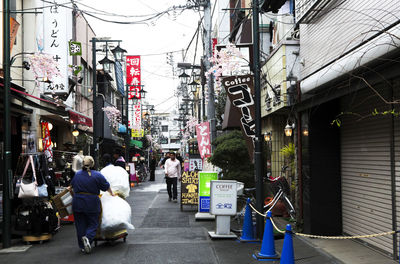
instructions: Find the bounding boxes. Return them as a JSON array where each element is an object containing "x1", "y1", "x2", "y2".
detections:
[{"x1": 340, "y1": 86, "x2": 393, "y2": 254}]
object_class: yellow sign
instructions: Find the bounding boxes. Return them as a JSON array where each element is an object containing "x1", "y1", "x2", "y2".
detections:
[
  {"x1": 131, "y1": 129, "x2": 144, "y2": 138},
  {"x1": 181, "y1": 171, "x2": 199, "y2": 205}
]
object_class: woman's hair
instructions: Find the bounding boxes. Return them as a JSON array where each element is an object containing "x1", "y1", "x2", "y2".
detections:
[{"x1": 82, "y1": 156, "x2": 95, "y2": 176}]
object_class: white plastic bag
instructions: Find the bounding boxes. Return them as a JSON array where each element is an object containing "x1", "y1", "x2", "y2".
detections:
[
  {"x1": 100, "y1": 165, "x2": 130, "y2": 198},
  {"x1": 100, "y1": 193, "x2": 134, "y2": 234}
]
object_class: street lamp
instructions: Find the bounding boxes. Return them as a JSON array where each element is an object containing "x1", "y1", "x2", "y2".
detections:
[
  {"x1": 150, "y1": 106, "x2": 155, "y2": 115},
  {"x1": 140, "y1": 88, "x2": 147, "y2": 99},
  {"x1": 264, "y1": 131, "x2": 272, "y2": 142},
  {"x1": 189, "y1": 79, "x2": 199, "y2": 93},
  {"x1": 111, "y1": 45, "x2": 127, "y2": 61},
  {"x1": 284, "y1": 123, "x2": 293, "y2": 137},
  {"x1": 98, "y1": 56, "x2": 115, "y2": 73},
  {"x1": 179, "y1": 70, "x2": 190, "y2": 85}
]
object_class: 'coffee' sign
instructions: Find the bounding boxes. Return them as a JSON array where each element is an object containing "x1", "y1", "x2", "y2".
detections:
[{"x1": 221, "y1": 75, "x2": 255, "y2": 158}]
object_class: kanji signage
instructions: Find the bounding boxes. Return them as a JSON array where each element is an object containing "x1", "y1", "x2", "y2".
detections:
[
  {"x1": 68, "y1": 110, "x2": 93, "y2": 127},
  {"x1": 131, "y1": 100, "x2": 142, "y2": 131},
  {"x1": 181, "y1": 171, "x2": 199, "y2": 206},
  {"x1": 195, "y1": 122, "x2": 211, "y2": 159},
  {"x1": 43, "y1": 1, "x2": 68, "y2": 95},
  {"x1": 41, "y1": 122, "x2": 53, "y2": 161},
  {"x1": 126, "y1": 55, "x2": 141, "y2": 99},
  {"x1": 221, "y1": 75, "x2": 255, "y2": 158}
]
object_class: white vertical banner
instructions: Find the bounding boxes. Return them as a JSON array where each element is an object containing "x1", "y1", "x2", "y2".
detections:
[
  {"x1": 133, "y1": 101, "x2": 142, "y2": 131},
  {"x1": 43, "y1": 1, "x2": 68, "y2": 95}
]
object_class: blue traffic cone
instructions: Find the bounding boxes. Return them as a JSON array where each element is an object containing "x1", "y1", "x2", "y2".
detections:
[
  {"x1": 280, "y1": 224, "x2": 295, "y2": 264},
  {"x1": 238, "y1": 198, "x2": 258, "y2": 242},
  {"x1": 253, "y1": 211, "x2": 279, "y2": 261}
]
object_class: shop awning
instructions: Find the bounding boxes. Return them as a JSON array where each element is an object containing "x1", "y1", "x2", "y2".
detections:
[
  {"x1": 67, "y1": 108, "x2": 92, "y2": 127},
  {"x1": 130, "y1": 139, "x2": 143, "y2": 148}
]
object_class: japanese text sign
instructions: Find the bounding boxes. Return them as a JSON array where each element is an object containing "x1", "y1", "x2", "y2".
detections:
[
  {"x1": 41, "y1": 122, "x2": 53, "y2": 162},
  {"x1": 126, "y1": 55, "x2": 141, "y2": 99},
  {"x1": 221, "y1": 75, "x2": 255, "y2": 159},
  {"x1": 181, "y1": 171, "x2": 199, "y2": 206},
  {"x1": 196, "y1": 122, "x2": 211, "y2": 159},
  {"x1": 43, "y1": 1, "x2": 68, "y2": 95},
  {"x1": 198, "y1": 171, "x2": 218, "y2": 213}
]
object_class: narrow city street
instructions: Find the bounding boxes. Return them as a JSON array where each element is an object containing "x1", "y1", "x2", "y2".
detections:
[{"x1": 0, "y1": 169, "x2": 338, "y2": 264}]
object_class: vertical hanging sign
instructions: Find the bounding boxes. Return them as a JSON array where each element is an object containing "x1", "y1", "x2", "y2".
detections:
[
  {"x1": 126, "y1": 55, "x2": 141, "y2": 99},
  {"x1": 43, "y1": 1, "x2": 68, "y2": 95},
  {"x1": 41, "y1": 122, "x2": 53, "y2": 162},
  {"x1": 126, "y1": 55, "x2": 141, "y2": 132},
  {"x1": 196, "y1": 122, "x2": 212, "y2": 159}
]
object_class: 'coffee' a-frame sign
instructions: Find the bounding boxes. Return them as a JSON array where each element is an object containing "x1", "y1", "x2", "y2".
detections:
[{"x1": 221, "y1": 75, "x2": 255, "y2": 159}]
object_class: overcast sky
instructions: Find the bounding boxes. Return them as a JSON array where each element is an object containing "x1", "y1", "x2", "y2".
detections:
[{"x1": 77, "y1": 0, "x2": 206, "y2": 114}]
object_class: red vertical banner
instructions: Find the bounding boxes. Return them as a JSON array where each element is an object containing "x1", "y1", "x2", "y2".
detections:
[
  {"x1": 41, "y1": 122, "x2": 53, "y2": 161},
  {"x1": 196, "y1": 122, "x2": 212, "y2": 159},
  {"x1": 212, "y1": 38, "x2": 218, "y2": 55},
  {"x1": 126, "y1": 55, "x2": 141, "y2": 99}
]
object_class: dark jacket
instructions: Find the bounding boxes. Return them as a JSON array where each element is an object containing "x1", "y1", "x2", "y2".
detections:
[{"x1": 71, "y1": 170, "x2": 110, "y2": 213}]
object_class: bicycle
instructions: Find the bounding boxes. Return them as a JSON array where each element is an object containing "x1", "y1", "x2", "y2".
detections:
[
  {"x1": 230, "y1": 165, "x2": 296, "y2": 233},
  {"x1": 136, "y1": 163, "x2": 149, "y2": 182}
]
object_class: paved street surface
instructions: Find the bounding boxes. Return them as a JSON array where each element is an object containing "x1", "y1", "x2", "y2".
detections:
[{"x1": 0, "y1": 169, "x2": 349, "y2": 263}]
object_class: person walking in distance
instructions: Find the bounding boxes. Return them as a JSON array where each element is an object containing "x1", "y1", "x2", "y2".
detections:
[
  {"x1": 164, "y1": 152, "x2": 181, "y2": 202},
  {"x1": 149, "y1": 154, "x2": 157, "y2": 181}
]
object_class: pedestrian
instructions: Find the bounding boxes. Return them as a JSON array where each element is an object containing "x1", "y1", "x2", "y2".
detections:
[
  {"x1": 113, "y1": 149, "x2": 126, "y2": 169},
  {"x1": 102, "y1": 153, "x2": 112, "y2": 167},
  {"x1": 160, "y1": 152, "x2": 170, "y2": 168},
  {"x1": 176, "y1": 153, "x2": 184, "y2": 170},
  {"x1": 164, "y1": 152, "x2": 181, "y2": 202},
  {"x1": 149, "y1": 154, "x2": 157, "y2": 181},
  {"x1": 70, "y1": 156, "x2": 115, "y2": 254}
]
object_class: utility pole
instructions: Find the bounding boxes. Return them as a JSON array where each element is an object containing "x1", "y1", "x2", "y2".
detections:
[
  {"x1": 91, "y1": 38, "x2": 99, "y2": 169},
  {"x1": 2, "y1": 0, "x2": 12, "y2": 248},
  {"x1": 202, "y1": 0, "x2": 216, "y2": 145},
  {"x1": 252, "y1": 0, "x2": 265, "y2": 239}
]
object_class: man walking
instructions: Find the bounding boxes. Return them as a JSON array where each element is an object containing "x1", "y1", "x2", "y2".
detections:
[
  {"x1": 149, "y1": 154, "x2": 157, "y2": 181},
  {"x1": 164, "y1": 152, "x2": 181, "y2": 202}
]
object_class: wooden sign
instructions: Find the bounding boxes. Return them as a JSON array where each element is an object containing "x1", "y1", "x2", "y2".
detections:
[{"x1": 180, "y1": 171, "x2": 199, "y2": 207}]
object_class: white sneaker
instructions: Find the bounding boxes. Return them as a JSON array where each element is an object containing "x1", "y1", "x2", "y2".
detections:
[{"x1": 82, "y1": 236, "x2": 91, "y2": 254}]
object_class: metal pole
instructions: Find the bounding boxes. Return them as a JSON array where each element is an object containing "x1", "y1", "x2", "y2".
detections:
[
  {"x1": 201, "y1": 58, "x2": 206, "y2": 122},
  {"x1": 2, "y1": 0, "x2": 12, "y2": 248},
  {"x1": 252, "y1": 0, "x2": 265, "y2": 239},
  {"x1": 203, "y1": 0, "x2": 216, "y2": 144},
  {"x1": 91, "y1": 38, "x2": 99, "y2": 169},
  {"x1": 125, "y1": 84, "x2": 130, "y2": 165}
]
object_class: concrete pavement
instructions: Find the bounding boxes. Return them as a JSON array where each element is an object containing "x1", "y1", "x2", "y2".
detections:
[{"x1": 0, "y1": 168, "x2": 396, "y2": 263}]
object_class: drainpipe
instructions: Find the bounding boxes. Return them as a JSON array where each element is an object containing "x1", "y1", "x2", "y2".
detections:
[
  {"x1": 390, "y1": 84, "x2": 397, "y2": 260},
  {"x1": 296, "y1": 81, "x2": 303, "y2": 221}
]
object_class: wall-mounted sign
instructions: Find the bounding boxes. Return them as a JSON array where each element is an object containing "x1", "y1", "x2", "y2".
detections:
[
  {"x1": 68, "y1": 41, "x2": 82, "y2": 56},
  {"x1": 43, "y1": 1, "x2": 68, "y2": 95},
  {"x1": 198, "y1": 171, "x2": 218, "y2": 213},
  {"x1": 210, "y1": 180, "x2": 237, "y2": 216},
  {"x1": 181, "y1": 171, "x2": 199, "y2": 206},
  {"x1": 221, "y1": 75, "x2": 255, "y2": 158},
  {"x1": 196, "y1": 122, "x2": 211, "y2": 159},
  {"x1": 115, "y1": 61, "x2": 125, "y2": 96},
  {"x1": 41, "y1": 122, "x2": 53, "y2": 162}
]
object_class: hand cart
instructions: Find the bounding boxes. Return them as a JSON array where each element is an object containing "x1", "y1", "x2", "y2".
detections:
[{"x1": 93, "y1": 229, "x2": 128, "y2": 247}]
